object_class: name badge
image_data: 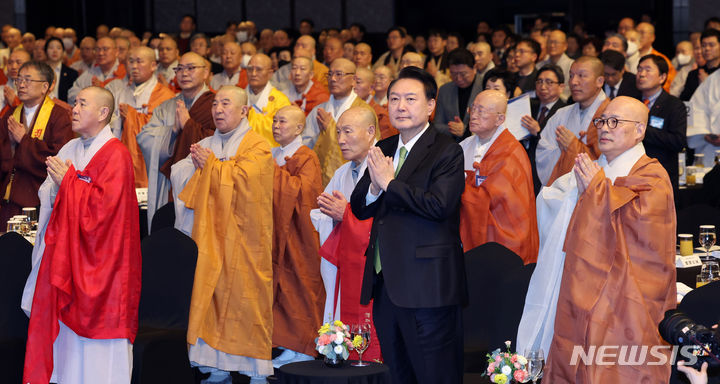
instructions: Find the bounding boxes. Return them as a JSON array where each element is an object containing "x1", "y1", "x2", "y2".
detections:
[
  {"x1": 77, "y1": 174, "x2": 92, "y2": 183},
  {"x1": 218, "y1": 157, "x2": 228, "y2": 162},
  {"x1": 475, "y1": 169, "x2": 486, "y2": 187},
  {"x1": 650, "y1": 116, "x2": 665, "y2": 129}
]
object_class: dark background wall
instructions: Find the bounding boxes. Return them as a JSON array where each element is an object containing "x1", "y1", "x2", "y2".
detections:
[{"x1": 8, "y1": 0, "x2": 714, "y2": 57}]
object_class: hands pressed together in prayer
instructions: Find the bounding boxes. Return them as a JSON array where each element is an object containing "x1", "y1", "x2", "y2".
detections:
[
  {"x1": 190, "y1": 143, "x2": 212, "y2": 169},
  {"x1": 46, "y1": 156, "x2": 72, "y2": 186},
  {"x1": 3, "y1": 85, "x2": 17, "y2": 106},
  {"x1": 175, "y1": 99, "x2": 190, "y2": 133},
  {"x1": 448, "y1": 116, "x2": 465, "y2": 137},
  {"x1": 7, "y1": 116, "x2": 26, "y2": 144},
  {"x1": 118, "y1": 103, "x2": 130, "y2": 120},
  {"x1": 91, "y1": 76, "x2": 103, "y2": 87},
  {"x1": 556, "y1": 125, "x2": 582, "y2": 151},
  {"x1": 316, "y1": 108, "x2": 334, "y2": 132},
  {"x1": 573, "y1": 153, "x2": 600, "y2": 194},
  {"x1": 367, "y1": 146, "x2": 395, "y2": 195},
  {"x1": 521, "y1": 115, "x2": 541, "y2": 136},
  {"x1": 317, "y1": 190, "x2": 347, "y2": 221}
]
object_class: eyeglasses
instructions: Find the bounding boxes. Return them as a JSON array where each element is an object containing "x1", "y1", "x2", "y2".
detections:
[
  {"x1": 15, "y1": 77, "x2": 47, "y2": 86},
  {"x1": 326, "y1": 71, "x2": 355, "y2": 79},
  {"x1": 535, "y1": 79, "x2": 560, "y2": 86},
  {"x1": 592, "y1": 117, "x2": 642, "y2": 129},
  {"x1": 94, "y1": 47, "x2": 113, "y2": 53},
  {"x1": 469, "y1": 105, "x2": 503, "y2": 117},
  {"x1": 173, "y1": 65, "x2": 205, "y2": 74}
]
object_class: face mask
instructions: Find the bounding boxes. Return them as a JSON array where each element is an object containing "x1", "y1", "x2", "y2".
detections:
[
  {"x1": 626, "y1": 40, "x2": 638, "y2": 57},
  {"x1": 241, "y1": 54, "x2": 251, "y2": 68},
  {"x1": 62, "y1": 38, "x2": 73, "y2": 50},
  {"x1": 154, "y1": 49, "x2": 160, "y2": 61},
  {"x1": 676, "y1": 53, "x2": 692, "y2": 66},
  {"x1": 236, "y1": 31, "x2": 248, "y2": 42}
]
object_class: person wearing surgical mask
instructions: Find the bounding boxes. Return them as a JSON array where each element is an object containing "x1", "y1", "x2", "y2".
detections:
[
  {"x1": 624, "y1": 29, "x2": 640, "y2": 74},
  {"x1": 62, "y1": 28, "x2": 81, "y2": 66},
  {"x1": 680, "y1": 28, "x2": 720, "y2": 101},
  {"x1": 673, "y1": 41, "x2": 694, "y2": 70},
  {"x1": 241, "y1": 41, "x2": 256, "y2": 68}
]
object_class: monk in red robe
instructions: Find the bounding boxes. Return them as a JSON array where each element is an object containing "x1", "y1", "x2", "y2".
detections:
[
  {"x1": 287, "y1": 56, "x2": 329, "y2": 116},
  {"x1": 458, "y1": 90, "x2": 538, "y2": 263},
  {"x1": 545, "y1": 96, "x2": 676, "y2": 383},
  {"x1": 0, "y1": 61, "x2": 73, "y2": 227},
  {"x1": 0, "y1": 49, "x2": 31, "y2": 118},
  {"x1": 109, "y1": 46, "x2": 175, "y2": 187},
  {"x1": 23, "y1": 86, "x2": 141, "y2": 383},
  {"x1": 270, "y1": 105, "x2": 325, "y2": 366}
]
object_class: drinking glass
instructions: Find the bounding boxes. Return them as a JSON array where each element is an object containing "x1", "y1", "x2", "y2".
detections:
[
  {"x1": 524, "y1": 349, "x2": 545, "y2": 384},
  {"x1": 699, "y1": 225, "x2": 716, "y2": 260},
  {"x1": 701, "y1": 261, "x2": 720, "y2": 282},
  {"x1": 351, "y1": 323, "x2": 371, "y2": 367}
]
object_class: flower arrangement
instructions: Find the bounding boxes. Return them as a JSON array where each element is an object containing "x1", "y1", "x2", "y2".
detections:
[
  {"x1": 483, "y1": 341, "x2": 528, "y2": 384},
  {"x1": 315, "y1": 321, "x2": 356, "y2": 361}
]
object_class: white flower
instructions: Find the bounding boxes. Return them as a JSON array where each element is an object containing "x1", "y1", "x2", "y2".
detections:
[
  {"x1": 334, "y1": 345, "x2": 344, "y2": 355},
  {"x1": 505, "y1": 340, "x2": 511, "y2": 348},
  {"x1": 335, "y1": 332, "x2": 345, "y2": 343},
  {"x1": 501, "y1": 365, "x2": 511, "y2": 376},
  {"x1": 517, "y1": 355, "x2": 527, "y2": 365}
]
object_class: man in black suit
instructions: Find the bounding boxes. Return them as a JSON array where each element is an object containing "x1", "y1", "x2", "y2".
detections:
[
  {"x1": 350, "y1": 67, "x2": 466, "y2": 384},
  {"x1": 434, "y1": 48, "x2": 484, "y2": 141},
  {"x1": 521, "y1": 64, "x2": 567, "y2": 194},
  {"x1": 637, "y1": 54, "x2": 687, "y2": 192},
  {"x1": 600, "y1": 49, "x2": 641, "y2": 101},
  {"x1": 680, "y1": 28, "x2": 720, "y2": 101}
]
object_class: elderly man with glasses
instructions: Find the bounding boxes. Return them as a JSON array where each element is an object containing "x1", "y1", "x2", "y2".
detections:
[
  {"x1": 519, "y1": 95, "x2": 676, "y2": 384},
  {"x1": 0, "y1": 61, "x2": 73, "y2": 226}
]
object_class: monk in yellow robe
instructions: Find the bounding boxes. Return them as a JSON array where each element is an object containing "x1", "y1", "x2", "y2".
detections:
[
  {"x1": 270, "y1": 105, "x2": 325, "y2": 367},
  {"x1": 302, "y1": 58, "x2": 378, "y2": 185},
  {"x1": 544, "y1": 96, "x2": 676, "y2": 383},
  {"x1": 458, "y1": 90, "x2": 538, "y2": 263},
  {"x1": 171, "y1": 86, "x2": 274, "y2": 383},
  {"x1": 246, "y1": 53, "x2": 291, "y2": 146},
  {"x1": 107, "y1": 46, "x2": 175, "y2": 187}
]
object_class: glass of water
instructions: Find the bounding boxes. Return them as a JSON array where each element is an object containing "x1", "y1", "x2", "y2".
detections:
[{"x1": 524, "y1": 349, "x2": 545, "y2": 384}]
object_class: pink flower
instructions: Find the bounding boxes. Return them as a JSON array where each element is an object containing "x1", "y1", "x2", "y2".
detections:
[
  {"x1": 514, "y1": 362, "x2": 520, "y2": 369},
  {"x1": 504, "y1": 353, "x2": 510, "y2": 358},
  {"x1": 495, "y1": 356, "x2": 502, "y2": 363},
  {"x1": 318, "y1": 334, "x2": 333, "y2": 346},
  {"x1": 514, "y1": 369, "x2": 527, "y2": 382},
  {"x1": 487, "y1": 362, "x2": 496, "y2": 373},
  {"x1": 511, "y1": 355, "x2": 518, "y2": 363}
]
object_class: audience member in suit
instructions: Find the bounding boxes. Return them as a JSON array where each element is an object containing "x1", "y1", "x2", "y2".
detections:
[
  {"x1": 680, "y1": 28, "x2": 720, "y2": 101},
  {"x1": 520, "y1": 64, "x2": 567, "y2": 194},
  {"x1": 637, "y1": 54, "x2": 687, "y2": 192},
  {"x1": 434, "y1": 48, "x2": 484, "y2": 141},
  {"x1": 350, "y1": 67, "x2": 466, "y2": 384},
  {"x1": 515, "y1": 38, "x2": 541, "y2": 94},
  {"x1": 600, "y1": 49, "x2": 642, "y2": 101},
  {"x1": 44, "y1": 37, "x2": 78, "y2": 103}
]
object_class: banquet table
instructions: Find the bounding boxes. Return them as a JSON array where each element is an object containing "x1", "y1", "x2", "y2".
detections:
[{"x1": 277, "y1": 360, "x2": 391, "y2": 384}]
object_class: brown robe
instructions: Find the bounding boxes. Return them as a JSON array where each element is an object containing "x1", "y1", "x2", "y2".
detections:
[
  {"x1": 158, "y1": 91, "x2": 216, "y2": 179},
  {"x1": 369, "y1": 99, "x2": 398, "y2": 139},
  {"x1": 0, "y1": 101, "x2": 73, "y2": 224},
  {"x1": 271, "y1": 145, "x2": 325, "y2": 356},
  {"x1": 545, "y1": 155, "x2": 676, "y2": 383},
  {"x1": 547, "y1": 98, "x2": 610, "y2": 186}
]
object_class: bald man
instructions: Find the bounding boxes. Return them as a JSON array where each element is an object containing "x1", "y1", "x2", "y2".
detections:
[
  {"x1": 21, "y1": 32, "x2": 35, "y2": 54},
  {"x1": 285, "y1": 56, "x2": 329, "y2": 115},
  {"x1": 210, "y1": 41, "x2": 248, "y2": 90},
  {"x1": 70, "y1": 37, "x2": 96, "y2": 75},
  {"x1": 323, "y1": 37, "x2": 343, "y2": 66},
  {"x1": 22, "y1": 86, "x2": 141, "y2": 384},
  {"x1": 302, "y1": 58, "x2": 379, "y2": 184},
  {"x1": 635, "y1": 22, "x2": 676, "y2": 91},
  {"x1": 156, "y1": 37, "x2": 179, "y2": 88},
  {"x1": 536, "y1": 30, "x2": 574, "y2": 100},
  {"x1": 372, "y1": 65, "x2": 392, "y2": 107},
  {"x1": 106, "y1": 46, "x2": 175, "y2": 188},
  {"x1": 399, "y1": 52, "x2": 424, "y2": 70},
  {"x1": 355, "y1": 67, "x2": 397, "y2": 139},
  {"x1": 138, "y1": 52, "x2": 215, "y2": 230},
  {"x1": 536, "y1": 56, "x2": 610, "y2": 186},
  {"x1": 244, "y1": 53, "x2": 291, "y2": 146},
  {"x1": 520, "y1": 96, "x2": 676, "y2": 383},
  {"x1": 270, "y1": 105, "x2": 325, "y2": 367},
  {"x1": 115, "y1": 36, "x2": 130, "y2": 64},
  {"x1": 172, "y1": 85, "x2": 275, "y2": 384},
  {"x1": 272, "y1": 35, "x2": 329, "y2": 92},
  {"x1": 353, "y1": 42, "x2": 373, "y2": 70},
  {"x1": 470, "y1": 41, "x2": 495, "y2": 83},
  {"x1": 0, "y1": 48, "x2": 30, "y2": 115},
  {"x1": 458, "y1": 90, "x2": 538, "y2": 262},
  {"x1": 68, "y1": 37, "x2": 127, "y2": 105},
  {"x1": 311, "y1": 106, "x2": 382, "y2": 362},
  {"x1": 0, "y1": 27, "x2": 21, "y2": 67},
  {"x1": 0, "y1": 61, "x2": 73, "y2": 226}
]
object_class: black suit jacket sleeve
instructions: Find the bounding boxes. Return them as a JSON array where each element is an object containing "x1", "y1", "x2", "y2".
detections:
[{"x1": 644, "y1": 91, "x2": 687, "y2": 153}]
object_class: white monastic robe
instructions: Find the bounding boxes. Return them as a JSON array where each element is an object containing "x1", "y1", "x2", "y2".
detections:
[
  {"x1": 302, "y1": 91, "x2": 358, "y2": 149},
  {"x1": 106, "y1": 75, "x2": 159, "y2": 138},
  {"x1": 210, "y1": 69, "x2": 241, "y2": 90},
  {"x1": 688, "y1": 68, "x2": 720, "y2": 167},
  {"x1": 67, "y1": 59, "x2": 123, "y2": 105}
]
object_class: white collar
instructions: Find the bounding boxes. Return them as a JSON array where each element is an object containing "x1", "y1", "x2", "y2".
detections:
[
  {"x1": 597, "y1": 142, "x2": 646, "y2": 183},
  {"x1": 247, "y1": 82, "x2": 272, "y2": 111},
  {"x1": 473, "y1": 125, "x2": 506, "y2": 164},
  {"x1": 132, "y1": 75, "x2": 157, "y2": 99},
  {"x1": 272, "y1": 135, "x2": 303, "y2": 165},
  {"x1": 396, "y1": 122, "x2": 429, "y2": 156}
]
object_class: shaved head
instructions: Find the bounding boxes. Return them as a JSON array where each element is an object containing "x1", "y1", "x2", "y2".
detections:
[
  {"x1": 213, "y1": 86, "x2": 249, "y2": 133},
  {"x1": 73, "y1": 86, "x2": 115, "y2": 139},
  {"x1": 400, "y1": 52, "x2": 424, "y2": 69},
  {"x1": 573, "y1": 56, "x2": 604, "y2": 77},
  {"x1": 130, "y1": 46, "x2": 156, "y2": 61},
  {"x1": 469, "y1": 90, "x2": 507, "y2": 139},
  {"x1": 597, "y1": 96, "x2": 648, "y2": 161},
  {"x1": 272, "y1": 105, "x2": 306, "y2": 146},
  {"x1": 217, "y1": 85, "x2": 248, "y2": 105},
  {"x1": 336, "y1": 105, "x2": 378, "y2": 163}
]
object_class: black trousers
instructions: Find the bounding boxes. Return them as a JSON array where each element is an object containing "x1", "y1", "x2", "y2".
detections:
[{"x1": 372, "y1": 273, "x2": 464, "y2": 384}]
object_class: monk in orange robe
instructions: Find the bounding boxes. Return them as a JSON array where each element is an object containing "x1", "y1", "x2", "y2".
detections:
[
  {"x1": 270, "y1": 105, "x2": 325, "y2": 366},
  {"x1": 108, "y1": 46, "x2": 175, "y2": 187},
  {"x1": 545, "y1": 96, "x2": 676, "y2": 383},
  {"x1": 286, "y1": 56, "x2": 329, "y2": 116},
  {"x1": 171, "y1": 86, "x2": 274, "y2": 382},
  {"x1": 458, "y1": 90, "x2": 538, "y2": 263}
]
